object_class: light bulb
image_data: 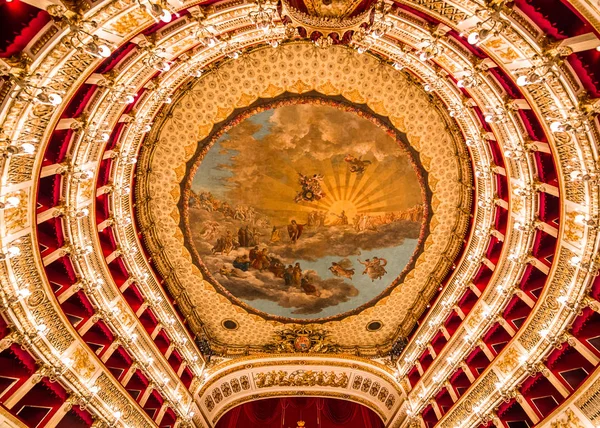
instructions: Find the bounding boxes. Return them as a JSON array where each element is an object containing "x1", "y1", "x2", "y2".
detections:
[
  {"x1": 100, "y1": 132, "x2": 110, "y2": 142},
  {"x1": 160, "y1": 9, "x2": 172, "y2": 23},
  {"x1": 484, "y1": 114, "x2": 494, "y2": 123},
  {"x1": 164, "y1": 97, "x2": 172, "y2": 104},
  {"x1": 516, "y1": 75, "x2": 529, "y2": 87},
  {"x1": 97, "y1": 44, "x2": 111, "y2": 57},
  {"x1": 575, "y1": 214, "x2": 586, "y2": 224},
  {"x1": 21, "y1": 143, "x2": 35, "y2": 154},
  {"x1": 570, "y1": 170, "x2": 582, "y2": 181},
  {"x1": 419, "y1": 51, "x2": 429, "y2": 61},
  {"x1": 7, "y1": 246, "x2": 20, "y2": 256},
  {"x1": 467, "y1": 31, "x2": 480, "y2": 44},
  {"x1": 550, "y1": 121, "x2": 563, "y2": 132},
  {"x1": 17, "y1": 288, "x2": 31, "y2": 298},
  {"x1": 457, "y1": 79, "x2": 465, "y2": 88},
  {"x1": 6, "y1": 196, "x2": 20, "y2": 207},
  {"x1": 48, "y1": 93, "x2": 62, "y2": 106},
  {"x1": 124, "y1": 95, "x2": 135, "y2": 104},
  {"x1": 393, "y1": 62, "x2": 404, "y2": 70}
]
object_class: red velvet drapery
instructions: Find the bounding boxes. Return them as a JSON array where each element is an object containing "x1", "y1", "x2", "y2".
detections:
[{"x1": 216, "y1": 397, "x2": 384, "y2": 428}]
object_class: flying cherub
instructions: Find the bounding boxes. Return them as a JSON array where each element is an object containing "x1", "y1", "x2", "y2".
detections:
[{"x1": 344, "y1": 154, "x2": 372, "y2": 174}]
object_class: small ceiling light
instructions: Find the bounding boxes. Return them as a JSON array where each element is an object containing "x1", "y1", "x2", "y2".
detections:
[
  {"x1": 249, "y1": 0, "x2": 276, "y2": 33},
  {"x1": 0, "y1": 244, "x2": 21, "y2": 260},
  {"x1": 85, "y1": 41, "x2": 112, "y2": 58},
  {"x1": 418, "y1": 36, "x2": 444, "y2": 61},
  {"x1": 0, "y1": 196, "x2": 20, "y2": 212},
  {"x1": 142, "y1": 45, "x2": 173, "y2": 72},
  {"x1": 467, "y1": 31, "x2": 480, "y2": 45},
  {"x1": 62, "y1": 17, "x2": 114, "y2": 58},
  {"x1": 516, "y1": 75, "x2": 529, "y2": 87},
  {"x1": 35, "y1": 92, "x2": 63, "y2": 106},
  {"x1": 140, "y1": 0, "x2": 173, "y2": 23},
  {"x1": 466, "y1": 1, "x2": 512, "y2": 45}
]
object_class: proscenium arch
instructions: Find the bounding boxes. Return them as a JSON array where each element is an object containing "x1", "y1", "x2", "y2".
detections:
[{"x1": 195, "y1": 355, "x2": 405, "y2": 425}]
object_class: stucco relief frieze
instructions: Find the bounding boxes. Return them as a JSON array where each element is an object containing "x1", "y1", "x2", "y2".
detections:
[{"x1": 196, "y1": 356, "x2": 403, "y2": 424}]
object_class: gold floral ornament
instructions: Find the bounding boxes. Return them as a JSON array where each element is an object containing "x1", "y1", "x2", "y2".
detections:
[
  {"x1": 254, "y1": 370, "x2": 349, "y2": 388},
  {"x1": 550, "y1": 409, "x2": 584, "y2": 428},
  {"x1": 265, "y1": 326, "x2": 340, "y2": 353}
]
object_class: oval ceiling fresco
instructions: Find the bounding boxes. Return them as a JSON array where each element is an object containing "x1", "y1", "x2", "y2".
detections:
[{"x1": 182, "y1": 98, "x2": 429, "y2": 320}]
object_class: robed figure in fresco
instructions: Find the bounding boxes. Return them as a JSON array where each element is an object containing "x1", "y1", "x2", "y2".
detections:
[
  {"x1": 330, "y1": 210, "x2": 348, "y2": 226},
  {"x1": 287, "y1": 220, "x2": 304, "y2": 244}
]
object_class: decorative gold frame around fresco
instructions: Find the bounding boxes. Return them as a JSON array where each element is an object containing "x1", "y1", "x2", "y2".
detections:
[
  {"x1": 134, "y1": 44, "x2": 474, "y2": 355},
  {"x1": 178, "y1": 93, "x2": 433, "y2": 323}
]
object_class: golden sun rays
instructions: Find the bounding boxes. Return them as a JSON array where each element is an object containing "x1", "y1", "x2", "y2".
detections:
[{"x1": 260, "y1": 155, "x2": 419, "y2": 225}]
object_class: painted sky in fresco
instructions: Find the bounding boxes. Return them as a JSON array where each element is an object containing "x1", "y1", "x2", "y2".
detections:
[{"x1": 187, "y1": 104, "x2": 425, "y2": 319}]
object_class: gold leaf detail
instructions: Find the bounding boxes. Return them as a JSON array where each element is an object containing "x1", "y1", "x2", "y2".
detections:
[
  {"x1": 214, "y1": 106, "x2": 234, "y2": 123},
  {"x1": 170, "y1": 207, "x2": 180, "y2": 223},
  {"x1": 420, "y1": 153, "x2": 432, "y2": 170},
  {"x1": 288, "y1": 80, "x2": 312, "y2": 94},
  {"x1": 184, "y1": 143, "x2": 197, "y2": 160},
  {"x1": 375, "y1": 296, "x2": 389, "y2": 306},
  {"x1": 316, "y1": 81, "x2": 339, "y2": 95},
  {"x1": 343, "y1": 89, "x2": 365, "y2": 104},
  {"x1": 429, "y1": 216, "x2": 439, "y2": 230},
  {"x1": 236, "y1": 93, "x2": 257, "y2": 108},
  {"x1": 261, "y1": 83, "x2": 284, "y2": 98},
  {"x1": 174, "y1": 164, "x2": 186, "y2": 181},
  {"x1": 197, "y1": 124, "x2": 213, "y2": 140},
  {"x1": 173, "y1": 228, "x2": 184, "y2": 242},
  {"x1": 170, "y1": 187, "x2": 181, "y2": 202},
  {"x1": 389, "y1": 116, "x2": 406, "y2": 133},
  {"x1": 368, "y1": 100, "x2": 388, "y2": 116}
]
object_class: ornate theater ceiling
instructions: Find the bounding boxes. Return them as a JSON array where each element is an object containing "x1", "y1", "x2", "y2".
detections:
[
  {"x1": 0, "y1": 0, "x2": 599, "y2": 426},
  {"x1": 137, "y1": 42, "x2": 471, "y2": 353}
]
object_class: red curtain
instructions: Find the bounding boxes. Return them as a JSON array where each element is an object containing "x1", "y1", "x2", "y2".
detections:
[{"x1": 216, "y1": 397, "x2": 384, "y2": 428}]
